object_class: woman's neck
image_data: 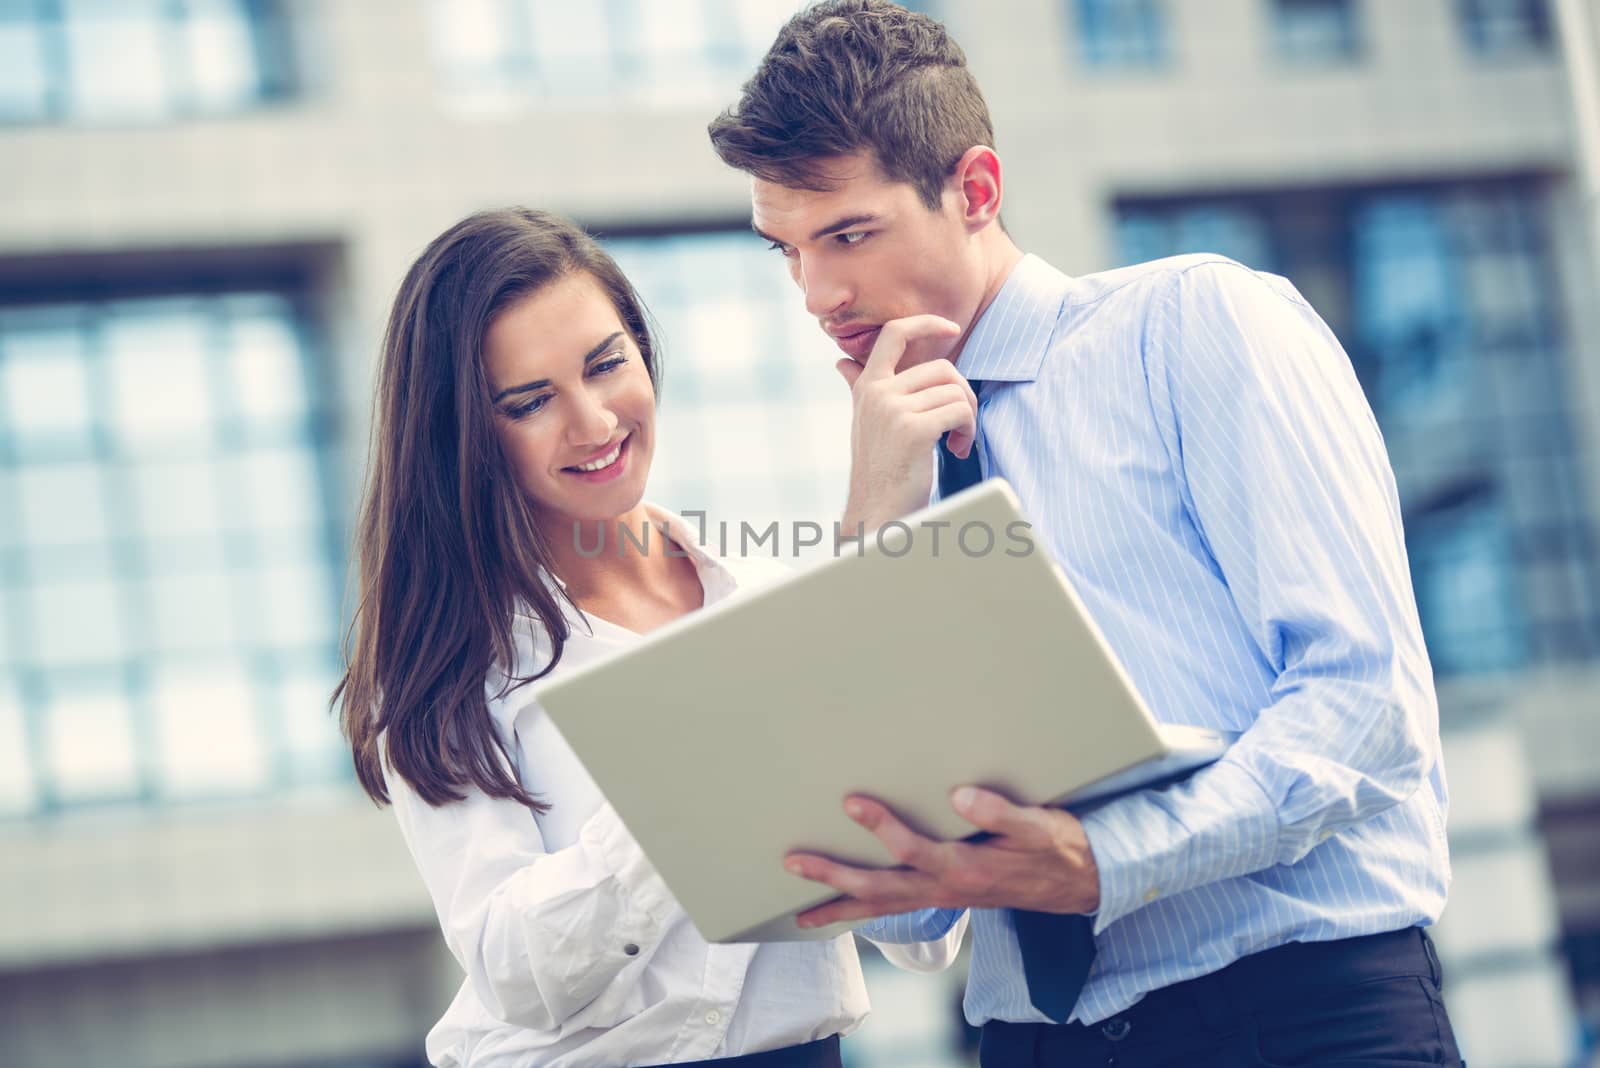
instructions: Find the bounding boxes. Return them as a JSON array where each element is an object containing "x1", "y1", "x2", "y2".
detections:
[{"x1": 542, "y1": 503, "x2": 692, "y2": 614}]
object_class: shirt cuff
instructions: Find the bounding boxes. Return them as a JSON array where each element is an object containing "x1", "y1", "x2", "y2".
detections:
[
  {"x1": 1080, "y1": 758, "x2": 1279, "y2": 932},
  {"x1": 857, "y1": 907, "x2": 966, "y2": 945},
  {"x1": 584, "y1": 803, "x2": 678, "y2": 939}
]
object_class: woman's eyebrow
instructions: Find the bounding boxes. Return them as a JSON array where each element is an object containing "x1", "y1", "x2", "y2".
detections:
[{"x1": 492, "y1": 331, "x2": 625, "y2": 402}]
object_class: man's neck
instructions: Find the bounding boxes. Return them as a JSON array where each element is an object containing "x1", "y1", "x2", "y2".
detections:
[{"x1": 950, "y1": 234, "x2": 1026, "y2": 368}]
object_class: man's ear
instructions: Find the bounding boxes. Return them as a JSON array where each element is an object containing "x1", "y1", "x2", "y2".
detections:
[{"x1": 951, "y1": 146, "x2": 1003, "y2": 233}]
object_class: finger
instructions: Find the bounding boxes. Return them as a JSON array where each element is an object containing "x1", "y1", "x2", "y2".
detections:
[
  {"x1": 891, "y1": 364, "x2": 978, "y2": 456},
  {"x1": 916, "y1": 402, "x2": 977, "y2": 454},
  {"x1": 784, "y1": 850, "x2": 935, "y2": 904},
  {"x1": 835, "y1": 357, "x2": 864, "y2": 390},
  {"x1": 893, "y1": 357, "x2": 977, "y2": 395},
  {"x1": 843, "y1": 794, "x2": 952, "y2": 873},
  {"x1": 860, "y1": 315, "x2": 961, "y2": 383},
  {"x1": 950, "y1": 786, "x2": 1053, "y2": 846},
  {"x1": 795, "y1": 895, "x2": 904, "y2": 928},
  {"x1": 904, "y1": 383, "x2": 970, "y2": 416},
  {"x1": 945, "y1": 426, "x2": 975, "y2": 460}
]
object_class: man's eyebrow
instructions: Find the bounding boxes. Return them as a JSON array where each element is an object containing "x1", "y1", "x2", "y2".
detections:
[
  {"x1": 751, "y1": 213, "x2": 884, "y2": 246},
  {"x1": 809, "y1": 213, "x2": 881, "y2": 241},
  {"x1": 491, "y1": 331, "x2": 625, "y2": 403}
]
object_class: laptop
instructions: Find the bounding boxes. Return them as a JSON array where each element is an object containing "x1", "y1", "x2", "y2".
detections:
[{"x1": 536, "y1": 479, "x2": 1229, "y2": 943}]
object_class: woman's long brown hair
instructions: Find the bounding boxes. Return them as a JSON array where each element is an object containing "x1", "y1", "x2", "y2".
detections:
[{"x1": 334, "y1": 208, "x2": 659, "y2": 809}]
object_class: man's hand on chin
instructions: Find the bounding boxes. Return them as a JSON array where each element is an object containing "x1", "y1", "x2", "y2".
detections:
[
  {"x1": 836, "y1": 314, "x2": 974, "y2": 535},
  {"x1": 783, "y1": 785, "x2": 1101, "y2": 927}
]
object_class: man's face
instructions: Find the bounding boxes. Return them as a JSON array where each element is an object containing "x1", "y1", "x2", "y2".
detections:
[{"x1": 751, "y1": 152, "x2": 987, "y2": 368}]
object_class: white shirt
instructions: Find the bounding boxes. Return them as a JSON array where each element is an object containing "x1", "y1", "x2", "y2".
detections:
[{"x1": 387, "y1": 506, "x2": 961, "y2": 1068}]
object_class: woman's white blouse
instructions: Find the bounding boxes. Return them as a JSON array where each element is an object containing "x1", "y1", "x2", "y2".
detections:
[{"x1": 386, "y1": 506, "x2": 962, "y2": 1068}]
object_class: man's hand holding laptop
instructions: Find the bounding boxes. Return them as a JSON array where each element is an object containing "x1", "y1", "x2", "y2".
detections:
[{"x1": 785, "y1": 786, "x2": 1103, "y2": 927}]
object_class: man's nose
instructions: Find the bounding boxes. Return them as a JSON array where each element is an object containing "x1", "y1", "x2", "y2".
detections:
[{"x1": 800, "y1": 255, "x2": 850, "y2": 320}]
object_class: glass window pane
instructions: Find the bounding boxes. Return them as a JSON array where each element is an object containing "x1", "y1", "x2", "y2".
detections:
[
  {"x1": 182, "y1": 0, "x2": 260, "y2": 110},
  {"x1": 61, "y1": 0, "x2": 173, "y2": 121},
  {"x1": 1274, "y1": 0, "x2": 1357, "y2": 62},
  {"x1": 29, "y1": 577, "x2": 127, "y2": 666},
  {"x1": 1410, "y1": 501, "x2": 1526, "y2": 675},
  {"x1": 42, "y1": 676, "x2": 141, "y2": 802},
  {"x1": 251, "y1": 559, "x2": 336, "y2": 649},
  {"x1": 1074, "y1": 0, "x2": 1166, "y2": 69},
  {"x1": 526, "y1": 0, "x2": 615, "y2": 97},
  {"x1": 105, "y1": 307, "x2": 216, "y2": 451},
  {"x1": 232, "y1": 445, "x2": 324, "y2": 532},
  {"x1": 2, "y1": 321, "x2": 93, "y2": 451},
  {"x1": 731, "y1": 0, "x2": 796, "y2": 56},
  {"x1": 0, "y1": 681, "x2": 39, "y2": 817},
  {"x1": 146, "y1": 568, "x2": 240, "y2": 654},
  {"x1": 0, "y1": 15, "x2": 48, "y2": 120},
  {"x1": 431, "y1": 0, "x2": 512, "y2": 71},
  {"x1": 631, "y1": 0, "x2": 716, "y2": 102},
  {"x1": 7, "y1": 287, "x2": 343, "y2": 814},
  {"x1": 16, "y1": 460, "x2": 109, "y2": 547},
  {"x1": 133, "y1": 457, "x2": 225, "y2": 540},
  {"x1": 228, "y1": 303, "x2": 308, "y2": 427},
  {"x1": 150, "y1": 661, "x2": 269, "y2": 797},
  {"x1": 1459, "y1": 0, "x2": 1553, "y2": 54},
  {"x1": 278, "y1": 659, "x2": 344, "y2": 779}
]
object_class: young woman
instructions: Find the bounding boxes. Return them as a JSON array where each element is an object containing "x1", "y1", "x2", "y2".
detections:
[{"x1": 335, "y1": 208, "x2": 960, "y2": 1068}]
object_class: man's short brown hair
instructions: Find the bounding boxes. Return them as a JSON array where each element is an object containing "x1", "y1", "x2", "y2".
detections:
[{"x1": 708, "y1": 0, "x2": 997, "y2": 211}]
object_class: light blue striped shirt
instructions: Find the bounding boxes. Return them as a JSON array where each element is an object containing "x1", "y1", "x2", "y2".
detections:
[{"x1": 862, "y1": 253, "x2": 1451, "y2": 1028}]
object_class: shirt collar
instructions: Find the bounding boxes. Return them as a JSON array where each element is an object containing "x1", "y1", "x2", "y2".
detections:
[{"x1": 955, "y1": 253, "x2": 1072, "y2": 384}]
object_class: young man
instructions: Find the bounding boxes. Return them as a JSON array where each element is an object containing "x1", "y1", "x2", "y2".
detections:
[{"x1": 708, "y1": 2, "x2": 1464, "y2": 1066}]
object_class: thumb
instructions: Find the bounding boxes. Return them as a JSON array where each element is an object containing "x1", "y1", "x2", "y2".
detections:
[
  {"x1": 835, "y1": 358, "x2": 865, "y2": 390},
  {"x1": 951, "y1": 786, "x2": 1050, "y2": 845}
]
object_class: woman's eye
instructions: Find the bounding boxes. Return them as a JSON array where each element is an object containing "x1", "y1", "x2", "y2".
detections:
[
  {"x1": 510, "y1": 395, "x2": 549, "y2": 418},
  {"x1": 591, "y1": 354, "x2": 627, "y2": 375}
]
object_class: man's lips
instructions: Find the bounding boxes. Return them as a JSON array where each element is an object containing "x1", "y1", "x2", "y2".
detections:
[{"x1": 828, "y1": 325, "x2": 881, "y2": 361}]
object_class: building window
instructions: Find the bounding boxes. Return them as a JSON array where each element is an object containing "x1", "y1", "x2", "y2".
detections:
[
  {"x1": 1458, "y1": 0, "x2": 1553, "y2": 56},
  {"x1": 1271, "y1": 0, "x2": 1360, "y2": 64},
  {"x1": 1071, "y1": 0, "x2": 1168, "y2": 70},
  {"x1": 428, "y1": 0, "x2": 799, "y2": 112},
  {"x1": 0, "y1": 0, "x2": 296, "y2": 125},
  {"x1": 1114, "y1": 180, "x2": 1600, "y2": 677},
  {"x1": 0, "y1": 288, "x2": 346, "y2": 817},
  {"x1": 600, "y1": 229, "x2": 850, "y2": 542}
]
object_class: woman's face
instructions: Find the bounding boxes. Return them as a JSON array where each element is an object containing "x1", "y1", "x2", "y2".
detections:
[{"x1": 482, "y1": 271, "x2": 656, "y2": 529}]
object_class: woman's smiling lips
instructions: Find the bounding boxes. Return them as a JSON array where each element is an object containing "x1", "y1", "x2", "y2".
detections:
[{"x1": 563, "y1": 434, "x2": 631, "y2": 483}]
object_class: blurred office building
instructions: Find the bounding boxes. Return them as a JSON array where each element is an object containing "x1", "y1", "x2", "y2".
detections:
[{"x1": 2, "y1": 1, "x2": 1599, "y2": 1066}]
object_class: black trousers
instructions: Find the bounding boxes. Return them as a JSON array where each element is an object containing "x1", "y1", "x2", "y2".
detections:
[
  {"x1": 646, "y1": 1034, "x2": 842, "y2": 1068},
  {"x1": 979, "y1": 927, "x2": 1464, "y2": 1067}
]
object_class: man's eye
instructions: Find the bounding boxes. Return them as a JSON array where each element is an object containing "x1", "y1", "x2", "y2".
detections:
[
  {"x1": 767, "y1": 241, "x2": 796, "y2": 257},
  {"x1": 838, "y1": 231, "x2": 869, "y2": 246}
]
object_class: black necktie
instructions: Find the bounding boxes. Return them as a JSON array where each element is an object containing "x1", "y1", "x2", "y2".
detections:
[{"x1": 936, "y1": 423, "x2": 1098, "y2": 1025}]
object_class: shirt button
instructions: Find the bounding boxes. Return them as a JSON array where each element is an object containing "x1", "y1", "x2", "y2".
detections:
[
  {"x1": 1143, "y1": 888, "x2": 1161, "y2": 903},
  {"x1": 623, "y1": 943, "x2": 640, "y2": 956},
  {"x1": 1101, "y1": 1017, "x2": 1132, "y2": 1041},
  {"x1": 704, "y1": 1009, "x2": 721, "y2": 1025}
]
